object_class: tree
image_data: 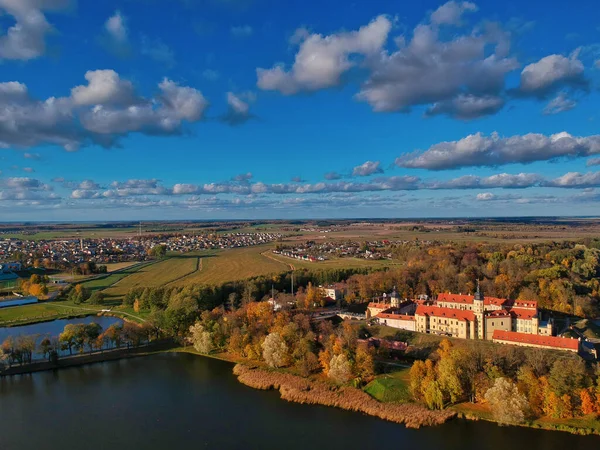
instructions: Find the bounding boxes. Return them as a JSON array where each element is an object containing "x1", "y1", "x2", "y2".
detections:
[
  {"x1": 149, "y1": 245, "x2": 167, "y2": 258},
  {"x1": 40, "y1": 337, "x2": 53, "y2": 361},
  {"x1": 261, "y1": 332, "x2": 288, "y2": 368},
  {"x1": 89, "y1": 291, "x2": 106, "y2": 305},
  {"x1": 59, "y1": 324, "x2": 78, "y2": 355},
  {"x1": 328, "y1": 354, "x2": 352, "y2": 384},
  {"x1": 188, "y1": 322, "x2": 214, "y2": 354},
  {"x1": 485, "y1": 378, "x2": 528, "y2": 425}
]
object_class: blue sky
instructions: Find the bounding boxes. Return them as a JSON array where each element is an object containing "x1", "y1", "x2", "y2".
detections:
[{"x1": 0, "y1": 0, "x2": 600, "y2": 220}]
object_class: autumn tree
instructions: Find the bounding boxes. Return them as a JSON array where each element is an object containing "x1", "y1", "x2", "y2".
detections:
[
  {"x1": 328, "y1": 354, "x2": 352, "y2": 384},
  {"x1": 485, "y1": 378, "x2": 528, "y2": 425},
  {"x1": 188, "y1": 322, "x2": 214, "y2": 354},
  {"x1": 262, "y1": 332, "x2": 288, "y2": 368}
]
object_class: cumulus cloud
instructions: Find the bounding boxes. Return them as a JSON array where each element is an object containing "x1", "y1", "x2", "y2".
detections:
[
  {"x1": 355, "y1": 18, "x2": 518, "y2": 116},
  {"x1": 257, "y1": 15, "x2": 392, "y2": 94},
  {"x1": 543, "y1": 91, "x2": 577, "y2": 115},
  {"x1": 518, "y1": 52, "x2": 587, "y2": 97},
  {"x1": 426, "y1": 94, "x2": 505, "y2": 120},
  {"x1": 102, "y1": 179, "x2": 169, "y2": 197},
  {"x1": 397, "y1": 131, "x2": 600, "y2": 170},
  {"x1": 23, "y1": 152, "x2": 41, "y2": 160},
  {"x1": 0, "y1": 70, "x2": 208, "y2": 150},
  {"x1": 0, "y1": 176, "x2": 59, "y2": 203},
  {"x1": 587, "y1": 157, "x2": 600, "y2": 167},
  {"x1": 0, "y1": 0, "x2": 72, "y2": 61},
  {"x1": 221, "y1": 92, "x2": 255, "y2": 126},
  {"x1": 324, "y1": 172, "x2": 342, "y2": 180},
  {"x1": 0, "y1": 81, "x2": 80, "y2": 150},
  {"x1": 71, "y1": 70, "x2": 137, "y2": 106},
  {"x1": 79, "y1": 78, "x2": 208, "y2": 142},
  {"x1": 352, "y1": 160, "x2": 383, "y2": 177},
  {"x1": 431, "y1": 173, "x2": 543, "y2": 189},
  {"x1": 101, "y1": 10, "x2": 131, "y2": 57},
  {"x1": 232, "y1": 172, "x2": 253, "y2": 183},
  {"x1": 476, "y1": 192, "x2": 495, "y2": 201},
  {"x1": 545, "y1": 171, "x2": 600, "y2": 188},
  {"x1": 430, "y1": 1, "x2": 477, "y2": 26}
]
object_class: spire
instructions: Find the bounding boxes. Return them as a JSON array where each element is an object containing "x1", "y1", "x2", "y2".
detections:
[{"x1": 474, "y1": 279, "x2": 484, "y2": 301}]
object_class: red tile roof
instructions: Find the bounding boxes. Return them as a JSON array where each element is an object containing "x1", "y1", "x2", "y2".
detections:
[
  {"x1": 377, "y1": 313, "x2": 415, "y2": 321},
  {"x1": 492, "y1": 330, "x2": 579, "y2": 351},
  {"x1": 436, "y1": 293, "x2": 508, "y2": 307},
  {"x1": 416, "y1": 305, "x2": 475, "y2": 321},
  {"x1": 509, "y1": 308, "x2": 537, "y2": 320},
  {"x1": 486, "y1": 309, "x2": 511, "y2": 317},
  {"x1": 368, "y1": 302, "x2": 390, "y2": 309},
  {"x1": 513, "y1": 300, "x2": 538, "y2": 309}
]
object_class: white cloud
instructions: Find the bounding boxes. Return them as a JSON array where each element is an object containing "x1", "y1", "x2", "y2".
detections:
[
  {"x1": 80, "y1": 78, "x2": 208, "y2": 139},
  {"x1": 587, "y1": 157, "x2": 600, "y2": 167},
  {"x1": 543, "y1": 91, "x2": 576, "y2": 115},
  {"x1": 545, "y1": 171, "x2": 600, "y2": 188},
  {"x1": 352, "y1": 160, "x2": 383, "y2": 177},
  {"x1": 356, "y1": 20, "x2": 518, "y2": 114},
  {"x1": 0, "y1": 0, "x2": 72, "y2": 61},
  {"x1": 201, "y1": 69, "x2": 220, "y2": 81},
  {"x1": 0, "y1": 72, "x2": 208, "y2": 150},
  {"x1": 398, "y1": 131, "x2": 600, "y2": 170},
  {"x1": 519, "y1": 52, "x2": 586, "y2": 96},
  {"x1": 105, "y1": 10, "x2": 128, "y2": 43},
  {"x1": 430, "y1": 1, "x2": 477, "y2": 26},
  {"x1": 426, "y1": 94, "x2": 505, "y2": 120},
  {"x1": 257, "y1": 15, "x2": 392, "y2": 94},
  {"x1": 71, "y1": 70, "x2": 137, "y2": 106},
  {"x1": 476, "y1": 192, "x2": 495, "y2": 201},
  {"x1": 324, "y1": 172, "x2": 342, "y2": 180},
  {"x1": 221, "y1": 92, "x2": 254, "y2": 125}
]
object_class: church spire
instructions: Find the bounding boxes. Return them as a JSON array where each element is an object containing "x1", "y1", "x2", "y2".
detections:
[{"x1": 474, "y1": 279, "x2": 484, "y2": 301}]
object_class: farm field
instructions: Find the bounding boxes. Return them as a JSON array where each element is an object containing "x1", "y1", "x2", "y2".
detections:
[
  {"x1": 267, "y1": 252, "x2": 399, "y2": 270},
  {"x1": 171, "y1": 246, "x2": 289, "y2": 286},
  {"x1": 79, "y1": 262, "x2": 155, "y2": 293},
  {"x1": 102, "y1": 255, "x2": 200, "y2": 299},
  {"x1": 104, "y1": 261, "x2": 144, "y2": 272}
]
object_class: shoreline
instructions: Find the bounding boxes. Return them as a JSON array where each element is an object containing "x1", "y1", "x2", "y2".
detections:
[
  {"x1": 231, "y1": 363, "x2": 455, "y2": 429},
  {"x1": 0, "y1": 341, "x2": 175, "y2": 376},
  {"x1": 2, "y1": 345, "x2": 598, "y2": 436}
]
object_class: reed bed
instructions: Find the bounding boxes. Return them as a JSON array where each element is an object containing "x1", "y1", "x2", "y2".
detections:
[{"x1": 233, "y1": 364, "x2": 455, "y2": 429}]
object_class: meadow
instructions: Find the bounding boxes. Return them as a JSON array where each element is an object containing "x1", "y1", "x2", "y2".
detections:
[{"x1": 101, "y1": 255, "x2": 200, "y2": 299}]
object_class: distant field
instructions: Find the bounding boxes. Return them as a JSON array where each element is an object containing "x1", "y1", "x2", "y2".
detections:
[
  {"x1": 102, "y1": 256, "x2": 199, "y2": 299},
  {"x1": 79, "y1": 262, "x2": 154, "y2": 293},
  {"x1": 171, "y1": 246, "x2": 289, "y2": 286},
  {"x1": 267, "y1": 252, "x2": 399, "y2": 270},
  {"x1": 105, "y1": 261, "x2": 143, "y2": 272}
]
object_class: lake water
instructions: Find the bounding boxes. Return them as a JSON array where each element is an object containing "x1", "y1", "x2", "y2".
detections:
[
  {"x1": 0, "y1": 353, "x2": 597, "y2": 450},
  {"x1": 0, "y1": 316, "x2": 124, "y2": 358}
]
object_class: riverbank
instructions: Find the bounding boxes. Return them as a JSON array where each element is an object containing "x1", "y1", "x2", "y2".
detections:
[
  {"x1": 453, "y1": 402, "x2": 600, "y2": 436},
  {"x1": 232, "y1": 363, "x2": 455, "y2": 429},
  {"x1": 0, "y1": 340, "x2": 176, "y2": 376}
]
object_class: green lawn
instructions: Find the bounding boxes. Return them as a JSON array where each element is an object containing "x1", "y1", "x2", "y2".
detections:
[
  {"x1": 79, "y1": 262, "x2": 154, "y2": 293},
  {"x1": 364, "y1": 367, "x2": 412, "y2": 403}
]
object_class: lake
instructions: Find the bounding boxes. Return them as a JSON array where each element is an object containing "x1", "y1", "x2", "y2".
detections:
[
  {"x1": 0, "y1": 316, "x2": 124, "y2": 358},
  {"x1": 0, "y1": 353, "x2": 597, "y2": 450}
]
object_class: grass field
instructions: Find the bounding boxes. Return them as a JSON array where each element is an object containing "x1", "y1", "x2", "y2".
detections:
[
  {"x1": 364, "y1": 367, "x2": 412, "y2": 403},
  {"x1": 102, "y1": 255, "x2": 200, "y2": 299},
  {"x1": 267, "y1": 252, "x2": 399, "y2": 271},
  {"x1": 79, "y1": 262, "x2": 155, "y2": 293},
  {"x1": 171, "y1": 246, "x2": 289, "y2": 286}
]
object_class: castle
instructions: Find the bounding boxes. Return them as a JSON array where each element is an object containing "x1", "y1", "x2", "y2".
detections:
[{"x1": 365, "y1": 283, "x2": 580, "y2": 352}]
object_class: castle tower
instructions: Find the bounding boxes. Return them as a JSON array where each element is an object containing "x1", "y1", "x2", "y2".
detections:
[
  {"x1": 390, "y1": 286, "x2": 400, "y2": 308},
  {"x1": 473, "y1": 280, "x2": 485, "y2": 339}
]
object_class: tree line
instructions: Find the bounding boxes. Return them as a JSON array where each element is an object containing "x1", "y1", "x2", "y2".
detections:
[
  {"x1": 0, "y1": 320, "x2": 155, "y2": 369},
  {"x1": 410, "y1": 339, "x2": 600, "y2": 424}
]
